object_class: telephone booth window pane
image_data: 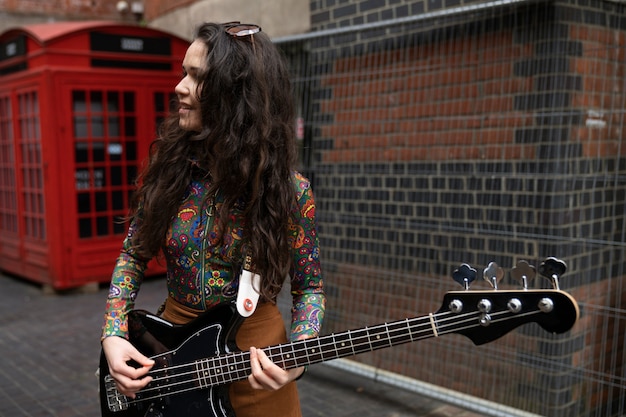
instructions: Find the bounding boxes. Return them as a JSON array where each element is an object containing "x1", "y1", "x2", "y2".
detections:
[
  {"x1": 75, "y1": 142, "x2": 88, "y2": 163},
  {"x1": 77, "y1": 193, "x2": 90, "y2": 213},
  {"x1": 90, "y1": 91, "x2": 104, "y2": 137},
  {"x1": 123, "y1": 92, "x2": 135, "y2": 112},
  {"x1": 23, "y1": 169, "x2": 31, "y2": 188},
  {"x1": 93, "y1": 168, "x2": 105, "y2": 187},
  {"x1": 155, "y1": 92, "x2": 165, "y2": 112},
  {"x1": 0, "y1": 95, "x2": 13, "y2": 136},
  {"x1": 33, "y1": 167, "x2": 41, "y2": 187},
  {"x1": 154, "y1": 91, "x2": 175, "y2": 139},
  {"x1": 96, "y1": 216, "x2": 108, "y2": 236},
  {"x1": 36, "y1": 193, "x2": 44, "y2": 213},
  {"x1": 21, "y1": 167, "x2": 30, "y2": 188},
  {"x1": 109, "y1": 143, "x2": 122, "y2": 161},
  {"x1": 127, "y1": 166, "x2": 137, "y2": 185},
  {"x1": 93, "y1": 142, "x2": 105, "y2": 162},
  {"x1": 124, "y1": 117, "x2": 136, "y2": 136},
  {"x1": 126, "y1": 141, "x2": 137, "y2": 161},
  {"x1": 79, "y1": 218, "x2": 92, "y2": 238},
  {"x1": 28, "y1": 218, "x2": 36, "y2": 237},
  {"x1": 90, "y1": 91, "x2": 103, "y2": 112},
  {"x1": 110, "y1": 166, "x2": 122, "y2": 186},
  {"x1": 95, "y1": 191, "x2": 107, "y2": 212},
  {"x1": 37, "y1": 219, "x2": 44, "y2": 237},
  {"x1": 109, "y1": 116, "x2": 120, "y2": 137},
  {"x1": 113, "y1": 221, "x2": 125, "y2": 235},
  {"x1": 107, "y1": 92, "x2": 119, "y2": 111},
  {"x1": 112, "y1": 191, "x2": 123, "y2": 210},
  {"x1": 73, "y1": 91, "x2": 87, "y2": 112},
  {"x1": 32, "y1": 193, "x2": 40, "y2": 212},
  {"x1": 74, "y1": 116, "x2": 88, "y2": 138},
  {"x1": 92, "y1": 116, "x2": 104, "y2": 137},
  {"x1": 28, "y1": 167, "x2": 36, "y2": 188},
  {"x1": 35, "y1": 118, "x2": 41, "y2": 141},
  {"x1": 24, "y1": 142, "x2": 41, "y2": 164},
  {"x1": 20, "y1": 118, "x2": 28, "y2": 138}
]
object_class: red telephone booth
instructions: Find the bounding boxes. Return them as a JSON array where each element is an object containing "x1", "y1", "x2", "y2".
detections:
[{"x1": 0, "y1": 21, "x2": 188, "y2": 289}]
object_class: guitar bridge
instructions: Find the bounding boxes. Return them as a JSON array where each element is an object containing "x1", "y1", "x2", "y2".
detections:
[{"x1": 104, "y1": 374, "x2": 130, "y2": 412}]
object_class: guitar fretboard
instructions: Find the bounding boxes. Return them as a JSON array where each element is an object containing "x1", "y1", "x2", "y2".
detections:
[{"x1": 194, "y1": 310, "x2": 463, "y2": 388}]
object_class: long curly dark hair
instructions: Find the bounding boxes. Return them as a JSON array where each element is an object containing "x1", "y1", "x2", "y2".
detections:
[{"x1": 129, "y1": 22, "x2": 297, "y2": 301}]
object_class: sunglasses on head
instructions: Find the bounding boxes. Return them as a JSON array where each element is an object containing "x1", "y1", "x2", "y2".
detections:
[{"x1": 223, "y1": 22, "x2": 262, "y2": 38}]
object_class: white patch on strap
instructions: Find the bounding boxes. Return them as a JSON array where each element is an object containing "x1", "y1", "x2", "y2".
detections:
[{"x1": 236, "y1": 269, "x2": 261, "y2": 317}]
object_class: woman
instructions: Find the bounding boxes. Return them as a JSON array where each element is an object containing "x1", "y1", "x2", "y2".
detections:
[{"x1": 101, "y1": 22, "x2": 325, "y2": 416}]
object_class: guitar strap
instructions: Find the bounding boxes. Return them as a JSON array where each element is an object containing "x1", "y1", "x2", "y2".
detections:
[
  {"x1": 236, "y1": 268, "x2": 261, "y2": 317},
  {"x1": 236, "y1": 253, "x2": 261, "y2": 318}
]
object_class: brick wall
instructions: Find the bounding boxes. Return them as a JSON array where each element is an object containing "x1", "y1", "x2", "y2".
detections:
[
  {"x1": 306, "y1": 0, "x2": 626, "y2": 278},
  {"x1": 283, "y1": 0, "x2": 626, "y2": 415},
  {"x1": 142, "y1": 0, "x2": 195, "y2": 20},
  {"x1": 0, "y1": 0, "x2": 122, "y2": 21}
]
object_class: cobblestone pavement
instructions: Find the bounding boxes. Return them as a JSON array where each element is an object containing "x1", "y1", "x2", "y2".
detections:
[{"x1": 0, "y1": 272, "x2": 478, "y2": 417}]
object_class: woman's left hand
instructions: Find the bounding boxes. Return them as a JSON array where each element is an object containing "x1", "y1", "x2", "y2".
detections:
[{"x1": 248, "y1": 346, "x2": 305, "y2": 390}]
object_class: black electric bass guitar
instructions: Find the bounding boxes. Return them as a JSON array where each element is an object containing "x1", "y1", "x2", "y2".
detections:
[{"x1": 99, "y1": 258, "x2": 580, "y2": 417}]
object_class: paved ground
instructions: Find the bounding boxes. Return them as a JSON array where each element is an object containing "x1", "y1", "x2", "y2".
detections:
[{"x1": 0, "y1": 272, "x2": 479, "y2": 417}]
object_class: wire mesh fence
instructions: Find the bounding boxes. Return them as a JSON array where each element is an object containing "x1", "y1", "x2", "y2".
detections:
[{"x1": 277, "y1": 0, "x2": 626, "y2": 416}]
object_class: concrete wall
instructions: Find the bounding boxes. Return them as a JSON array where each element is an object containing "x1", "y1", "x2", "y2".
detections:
[
  {"x1": 0, "y1": 2, "x2": 126, "y2": 34},
  {"x1": 148, "y1": 0, "x2": 311, "y2": 41},
  {"x1": 0, "y1": 0, "x2": 310, "y2": 41}
]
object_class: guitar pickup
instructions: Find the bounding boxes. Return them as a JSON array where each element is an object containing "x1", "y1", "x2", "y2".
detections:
[{"x1": 104, "y1": 374, "x2": 130, "y2": 412}]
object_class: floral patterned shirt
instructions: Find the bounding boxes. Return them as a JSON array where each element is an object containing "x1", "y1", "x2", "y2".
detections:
[{"x1": 102, "y1": 172, "x2": 325, "y2": 341}]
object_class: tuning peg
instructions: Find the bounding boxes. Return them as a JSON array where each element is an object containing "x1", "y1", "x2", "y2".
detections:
[
  {"x1": 510, "y1": 260, "x2": 536, "y2": 290},
  {"x1": 538, "y1": 257, "x2": 567, "y2": 290},
  {"x1": 453, "y1": 264, "x2": 477, "y2": 290},
  {"x1": 483, "y1": 262, "x2": 504, "y2": 289}
]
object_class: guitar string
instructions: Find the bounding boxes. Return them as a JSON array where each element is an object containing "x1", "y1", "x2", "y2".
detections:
[
  {"x1": 113, "y1": 312, "x2": 520, "y2": 394},
  {"x1": 109, "y1": 309, "x2": 538, "y2": 407},
  {"x1": 125, "y1": 311, "x2": 462, "y2": 387},
  {"x1": 141, "y1": 306, "x2": 508, "y2": 381},
  {"x1": 106, "y1": 311, "x2": 463, "y2": 406},
  {"x1": 107, "y1": 309, "x2": 541, "y2": 407},
  {"x1": 108, "y1": 308, "x2": 533, "y2": 404}
]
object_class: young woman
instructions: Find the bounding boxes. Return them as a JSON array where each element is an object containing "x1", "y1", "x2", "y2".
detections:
[{"x1": 101, "y1": 22, "x2": 325, "y2": 416}]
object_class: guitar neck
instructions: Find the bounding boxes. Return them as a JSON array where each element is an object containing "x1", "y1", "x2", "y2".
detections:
[
  {"x1": 194, "y1": 312, "x2": 444, "y2": 388},
  {"x1": 182, "y1": 288, "x2": 581, "y2": 390}
]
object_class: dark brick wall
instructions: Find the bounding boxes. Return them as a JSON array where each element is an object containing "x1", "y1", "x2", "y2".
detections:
[
  {"x1": 282, "y1": 0, "x2": 626, "y2": 415},
  {"x1": 311, "y1": 0, "x2": 426, "y2": 30}
]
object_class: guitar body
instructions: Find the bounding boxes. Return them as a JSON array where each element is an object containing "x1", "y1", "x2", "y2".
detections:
[{"x1": 99, "y1": 303, "x2": 243, "y2": 417}]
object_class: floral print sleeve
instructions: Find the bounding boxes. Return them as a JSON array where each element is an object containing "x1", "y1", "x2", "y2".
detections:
[
  {"x1": 101, "y1": 221, "x2": 149, "y2": 340},
  {"x1": 289, "y1": 173, "x2": 326, "y2": 341}
]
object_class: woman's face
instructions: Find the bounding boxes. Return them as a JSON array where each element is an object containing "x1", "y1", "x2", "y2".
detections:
[{"x1": 175, "y1": 40, "x2": 207, "y2": 132}]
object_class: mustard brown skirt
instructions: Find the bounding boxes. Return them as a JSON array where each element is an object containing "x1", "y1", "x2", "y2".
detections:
[{"x1": 161, "y1": 297, "x2": 302, "y2": 417}]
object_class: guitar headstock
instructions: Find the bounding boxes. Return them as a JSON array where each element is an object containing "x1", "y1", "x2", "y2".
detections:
[{"x1": 439, "y1": 258, "x2": 579, "y2": 345}]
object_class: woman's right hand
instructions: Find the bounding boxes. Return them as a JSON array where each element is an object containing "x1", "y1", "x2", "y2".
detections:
[{"x1": 102, "y1": 336, "x2": 155, "y2": 398}]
